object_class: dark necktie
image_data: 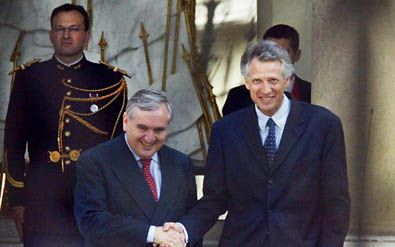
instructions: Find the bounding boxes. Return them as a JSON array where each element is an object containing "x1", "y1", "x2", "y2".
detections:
[
  {"x1": 264, "y1": 118, "x2": 276, "y2": 167},
  {"x1": 141, "y1": 159, "x2": 158, "y2": 202}
]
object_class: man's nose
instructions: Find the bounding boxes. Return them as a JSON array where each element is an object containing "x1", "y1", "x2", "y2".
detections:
[
  {"x1": 261, "y1": 81, "x2": 272, "y2": 94},
  {"x1": 144, "y1": 130, "x2": 156, "y2": 143},
  {"x1": 62, "y1": 29, "x2": 70, "y2": 38}
]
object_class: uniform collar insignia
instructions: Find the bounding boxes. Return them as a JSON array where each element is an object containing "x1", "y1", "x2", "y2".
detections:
[
  {"x1": 57, "y1": 64, "x2": 65, "y2": 70},
  {"x1": 73, "y1": 64, "x2": 82, "y2": 70}
]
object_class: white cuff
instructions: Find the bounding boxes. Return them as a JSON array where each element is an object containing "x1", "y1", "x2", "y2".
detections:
[
  {"x1": 147, "y1": 225, "x2": 155, "y2": 243},
  {"x1": 177, "y1": 222, "x2": 189, "y2": 243}
]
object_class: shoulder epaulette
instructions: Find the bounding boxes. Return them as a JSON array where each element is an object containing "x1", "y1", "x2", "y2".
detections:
[
  {"x1": 8, "y1": 58, "x2": 41, "y2": 75},
  {"x1": 99, "y1": 60, "x2": 131, "y2": 78}
]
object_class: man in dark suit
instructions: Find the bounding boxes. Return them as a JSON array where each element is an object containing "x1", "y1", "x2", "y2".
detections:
[
  {"x1": 222, "y1": 24, "x2": 311, "y2": 116},
  {"x1": 74, "y1": 89, "x2": 201, "y2": 247},
  {"x1": 3, "y1": 4, "x2": 127, "y2": 246},
  {"x1": 164, "y1": 40, "x2": 350, "y2": 247}
]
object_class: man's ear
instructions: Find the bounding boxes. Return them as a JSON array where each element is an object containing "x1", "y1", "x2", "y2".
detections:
[
  {"x1": 244, "y1": 78, "x2": 250, "y2": 90},
  {"x1": 49, "y1": 30, "x2": 55, "y2": 46},
  {"x1": 122, "y1": 112, "x2": 128, "y2": 131},
  {"x1": 285, "y1": 75, "x2": 291, "y2": 88},
  {"x1": 294, "y1": 49, "x2": 301, "y2": 63},
  {"x1": 84, "y1": 31, "x2": 90, "y2": 49}
]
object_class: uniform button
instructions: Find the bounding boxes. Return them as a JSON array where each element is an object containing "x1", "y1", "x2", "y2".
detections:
[
  {"x1": 64, "y1": 131, "x2": 71, "y2": 137},
  {"x1": 65, "y1": 118, "x2": 70, "y2": 123},
  {"x1": 65, "y1": 160, "x2": 71, "y2": 165},
  {"x1": 65, "y1": 146, "x2": 70, "y2": 151},
  {"x1": 268, "y1": 179, "x2": 273, "y2": 184},
  {"x1": 66, "y1": 78, "x2": 72, "y2": 83},
  {"x1": 66, "y1": 91, "x2": 72, "y2": 96},
  {"x1": 65, "y1": 105, "x2": 71, "y2": 109}
]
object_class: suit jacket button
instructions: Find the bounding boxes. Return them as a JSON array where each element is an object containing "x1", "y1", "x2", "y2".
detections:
[
  {"x1": 268, "y1": 179, "x2": 273, "y2": 184},
  {"x1": 267, "y1": 210, "x2": 273, "y2": 215}
]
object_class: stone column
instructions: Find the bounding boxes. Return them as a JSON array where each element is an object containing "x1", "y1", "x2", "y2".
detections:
[
  {"x1": 357, "y1": 1, "x2": 395, "y2": 236},
  {"x1": 313, "y1": 0, "x2": 395, "y2": 237},
  {"x1": 312, "y1": 0, "x2": 363, "y2": 234}
]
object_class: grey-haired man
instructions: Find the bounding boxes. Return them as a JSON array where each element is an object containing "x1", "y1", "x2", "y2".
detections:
[
  {"x1": 74, "y1": 89, "x2": 201, "y2": 247},
  {"x1": 165, "y1": 40, "x2": 350, "y2": 247}
]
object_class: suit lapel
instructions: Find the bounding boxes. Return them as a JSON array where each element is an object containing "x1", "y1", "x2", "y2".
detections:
[
  {"x1": 151, "y1": 146, "x2": 179, "y2": 224},
  {"x1": 110, "y1": 136, "x2": 157, "y2": 221},
  {"x1": 240, "y1": 107, "x2": 270, "y2": 176},
  {"x1": 271, "y1": 100, "x2": 306, "y2": 173}
]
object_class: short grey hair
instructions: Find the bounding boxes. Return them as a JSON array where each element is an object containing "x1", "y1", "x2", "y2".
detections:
[
  {"x1": 240, "y1": 40, "x2": 294, "y2": 79},
  {"x1": 125, "y1": 89, "x2": 173, "y2": 121}
]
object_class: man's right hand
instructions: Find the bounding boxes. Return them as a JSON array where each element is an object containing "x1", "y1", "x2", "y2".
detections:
[
  {"x1": 163, "y1": 222, "x2": 184, "y2": 234},
  {"x1": 10, "y1": 206, "x2": 24, "y2": 240},
  {"x1": 153, "y1": 226, "x2": 185, "y2": 247}
]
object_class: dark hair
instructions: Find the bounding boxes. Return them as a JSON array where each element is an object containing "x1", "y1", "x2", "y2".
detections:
[
  {"x1": 263, "y1": 24, "x2": 299, "y2": 51},
  {"x1": 50, "y1": 4, "x2": 89, "y2": 31}
]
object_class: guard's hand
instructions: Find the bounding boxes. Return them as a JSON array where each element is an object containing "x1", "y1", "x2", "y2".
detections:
[{"x1": 10, "y1": 206, "x2": 24, "y2": 240}]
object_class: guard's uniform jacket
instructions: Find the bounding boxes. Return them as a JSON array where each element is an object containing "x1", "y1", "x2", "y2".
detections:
[{"x1": 3, "y1": 56, "x2": 127, "y2": 239}]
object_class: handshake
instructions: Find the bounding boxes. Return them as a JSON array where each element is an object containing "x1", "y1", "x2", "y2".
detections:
[{"x1": 153, "y1": 222, "x2": 187, "y2": 247}]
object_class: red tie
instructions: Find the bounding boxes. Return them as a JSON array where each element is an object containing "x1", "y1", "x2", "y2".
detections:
[{"x1": 141, "y1": 159, "x2": 158, "y2": 202}]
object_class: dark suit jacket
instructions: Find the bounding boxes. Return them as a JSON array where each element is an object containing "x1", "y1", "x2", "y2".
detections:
[
  {"x1": 74, "y1": 135, "x2": 201, "y2": 247},
  {"x1": 222, "y1": 75, "x2": 311, "y2": 116},
  {"x1": 181, "y1": 100, "x2": 350, "y2": 247}
]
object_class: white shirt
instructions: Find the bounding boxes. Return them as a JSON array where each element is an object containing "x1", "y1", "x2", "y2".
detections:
[
  {"x1": 124, "y1": 134, "x2": 162, "y2": 243},
  {"x1": 54, "y1": 54, "x2": 83, "y2": 67},
  {"x1": 255, "y1": 94, "x2": 291, "y2": 149}
]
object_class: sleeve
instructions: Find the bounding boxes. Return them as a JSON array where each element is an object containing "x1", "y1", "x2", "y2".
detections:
[
  {"x1": 184, "y1": 157, "x2": 204, "y2": 247},
  {"x1": 74, "y1": 152, "x2": 150, "y2": 246},
  {"x1": 180, "y1": 123, "x2": 229, "y2": 245},
  {"x1": 222, "y1": 88, "x2": 238, "y2": 116},
  {"x1": 185, "y1": 157, "x2": 198, "y2": 211},
  {"x1": 319, "y1": 116, "x2": 350, "y2": 247},
  {"x1": 3, "y1": 70, "x2": 30, "y2": 207}
]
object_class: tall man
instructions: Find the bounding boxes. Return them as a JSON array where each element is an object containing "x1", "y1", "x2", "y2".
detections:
[
  {"x1": 3, "y1": 4, "x2": 127, "y2": 246},
  {"x1": 166, "y1": 40, "x2": 350, "y2": 247},
  {"x1": 74, "y1": 89, "x2": 201, "y2": 247},
  {"x1": 222, "y1": 24, "x2": 311, "y2": 116}
]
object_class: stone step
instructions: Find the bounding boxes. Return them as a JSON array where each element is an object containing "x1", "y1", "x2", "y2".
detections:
[{"x1": 0, "y1": 217, "x2": 22, "y2": 246}]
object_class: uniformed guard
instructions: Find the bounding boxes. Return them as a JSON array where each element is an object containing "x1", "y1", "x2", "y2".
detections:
[{"x1": 3, "y1": 4, "x2": 127, "y2": 246}]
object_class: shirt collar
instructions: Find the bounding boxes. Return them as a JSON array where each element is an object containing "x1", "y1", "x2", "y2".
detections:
[
  {"x1": 54, "y1": 54, "x2": 84, "y2": 67},
  {"x1": 123, "y1": 133, "x2": 159, "y2": 163},
  {"x1": 255, "y1": 94, "x2": 291, "y2": 131}
]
